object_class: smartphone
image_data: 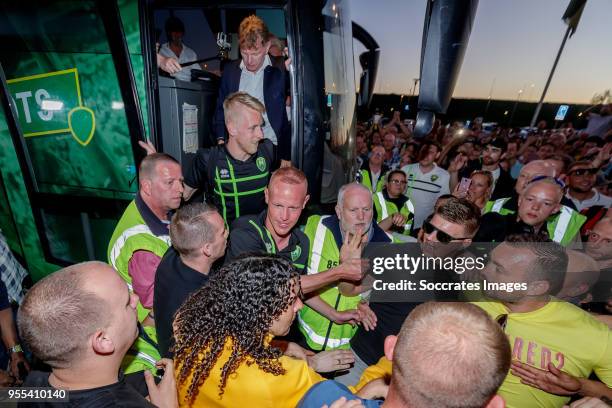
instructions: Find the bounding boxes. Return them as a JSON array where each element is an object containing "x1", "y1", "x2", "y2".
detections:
[{"x1": 457, "y1": 177, "x2": 472, "y2": 198}]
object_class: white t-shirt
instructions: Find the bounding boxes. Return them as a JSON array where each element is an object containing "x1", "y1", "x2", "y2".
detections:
[
  {"x1": 401, "y1": 163, "x2": 450, "y2": 228},
  {"x1": 567, "y1": 190, "x2": 612, "y2": 212},
  {"x1": 159, "y1": 43, "x2": 199, "y2": 82},
  {"x1": 239, "y1": 55, "x2": 276, "y2": 144}
]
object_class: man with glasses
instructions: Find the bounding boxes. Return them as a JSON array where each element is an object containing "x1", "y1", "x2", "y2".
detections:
[
  {"x1": 476, "y1": 177, "x2": 586, "y2": 246},
  {"x1": 358, "y1": 145, "x2": 389, "y2": 193},
  {"x1": 213, "y1": 15, "x2": 291, "y2": 165},
  {"x1": 566, "y1": 161, "x2": 612, "y2": 211},
  {"x1": 476, "y1": 233, "x2": 612, "y2": 408},
  {"x1": 372, "y1": 170, "x2": 415, "y2": 240}
]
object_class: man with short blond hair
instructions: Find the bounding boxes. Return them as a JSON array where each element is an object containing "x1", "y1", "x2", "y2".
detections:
[
  {"x1": 214, "y1": 15, "x2": 290, "y2": 162},
  {"x1": 476, "y1": 177, "x2": 586, "y2": 246},
  {"x1": 298, "y1": 302, "x2": 510, "y2": 408},
  {"x1": 184, "y1": 92, "x2": 277, "y2": 226},
  {"x1": 226, "y1": 167, "x2": 365, "y2": 295},
  {"x1": 18, "y1": 262, "x2": 177, "y2": 407}
]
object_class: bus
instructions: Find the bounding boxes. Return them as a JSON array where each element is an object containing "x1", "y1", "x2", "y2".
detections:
[{"x1": 0, "y1": 0, "x2": 476, "y2": 282}]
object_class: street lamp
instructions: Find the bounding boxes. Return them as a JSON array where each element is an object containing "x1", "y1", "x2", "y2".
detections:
[{"x1": 509, "y1": 88, "x2": 523, "y2": 126}]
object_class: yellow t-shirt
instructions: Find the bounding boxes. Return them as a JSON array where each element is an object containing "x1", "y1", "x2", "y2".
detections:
[
  {"x1": 475, "y1": 300, "x2": 612, "y2": 408},
  {"x1": 175, "y1": 338, "x2": 324, "y2": 407},
  {"x1": 354, "y1": 356, "x2": 393, "y2": 391}
]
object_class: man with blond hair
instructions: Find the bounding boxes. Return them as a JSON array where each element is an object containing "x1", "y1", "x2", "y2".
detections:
[
  {"x1": 226, "y1": 168, "x2": 369, "y2": 342},
  {"x1": 476, "y1": 177, "x2": 585, "y2": 245},
  {"x1": 184, "y1": 92, "x2": 277, "y2": 226},
  {"x1": 18, "y1": 262, "x2": 177, "y2": 407},
  {"x1": 214, "y1": 15, "x2": 291, "y2": 164},
  {"x1": 298, "y1": 302, "x2": 510, "y2": 408}
]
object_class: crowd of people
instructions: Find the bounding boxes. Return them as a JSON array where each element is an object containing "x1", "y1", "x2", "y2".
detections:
[{"x1": 1, "y1": 12, "x2": 612, "y2": 408}]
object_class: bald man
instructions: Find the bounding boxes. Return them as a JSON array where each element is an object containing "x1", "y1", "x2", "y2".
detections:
[{"x1": 476, "y1": 177, "x2": 586, "y2": 246}]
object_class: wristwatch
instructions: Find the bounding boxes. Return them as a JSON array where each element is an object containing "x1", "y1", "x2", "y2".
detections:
[{"x1": 9, "y1": 344, "x2": 23, "y2": 353}]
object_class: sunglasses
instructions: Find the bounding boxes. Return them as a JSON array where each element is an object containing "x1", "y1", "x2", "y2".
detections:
[
  {"x1": 389, "y1": 179, "x2": 407, "y2": 185},
  {"x1": 570, "y1": 168, "x2": 598, "y2": 176},
  {"x1": 422, "y1": 221, "x2": 470, "y2": 243},
  {"x1": 528, "y1": 175, "x2": 566, "y2": 189}
]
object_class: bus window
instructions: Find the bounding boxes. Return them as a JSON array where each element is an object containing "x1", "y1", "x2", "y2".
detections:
[
  {"x1": 323, "y1": 0, "x2": 356, "y2": 160},
  {"x1": 0, "y1": 1, "x2": 141, "y2": 271}
]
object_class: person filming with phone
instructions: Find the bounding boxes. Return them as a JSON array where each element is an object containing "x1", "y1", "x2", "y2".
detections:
[{"x1": 453, "y1": 171, "x2": 494, "y2": 213}]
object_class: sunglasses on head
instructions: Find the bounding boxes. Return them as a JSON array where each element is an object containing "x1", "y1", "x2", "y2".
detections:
[
  {"x1": 422, "y1": 220, "x2": 470, "y2": 243},
  {"x1": 528, "y1": 175, "x2": 566, "y2": 189},
  {"x1": 570, "y1": 168, "x2": 598, "y2": 176}
]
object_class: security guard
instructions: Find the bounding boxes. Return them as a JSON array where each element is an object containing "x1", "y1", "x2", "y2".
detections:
[
  {"x1": 299, "y1": 183, "x2": 391, "y2": 351},
  {"x1": 357, "y1": 145, "x2": 388, "y2": 193},
  {"x1": 108, "y1": 153, "x2": 183, "y2": 374},
  {"x1": 372, "y1": 169, "x2": 415, "y2": 239},
  {"x1": 483, "y1": 160, "x2": 582, "y2": 244},
  {"x1": 476, "y1": 177, "x2": 585, "y2": 246},
  {"x1": 183, "y1": 92, "x2": 277, "y2": 227},
  {"x1": 226, "y1": 167, "x2": 365, "y2": 294}
]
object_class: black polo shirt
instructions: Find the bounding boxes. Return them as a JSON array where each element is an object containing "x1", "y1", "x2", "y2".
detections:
[
  {"x1": 473, "y1": 212, "x2": 549, "y2": 243},
  {"x1": 184, "y1": 140, "x2": 276, "y2": 226},
  {"x1": 153, "y1": 247, "x2": 212, "y2": 358},
  {"x1": 225, "y1": 210, "x2": 309, "y2": 274}
]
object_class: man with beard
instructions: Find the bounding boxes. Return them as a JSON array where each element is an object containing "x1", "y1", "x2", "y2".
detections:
[
  {"x1": 566, "y1": 161, "x2": 612, "y2": 211},
  {"x1": 476, "y1": 234, "x2": 612, "y2": 408},
  {"x1": 226, "y1": 168, "x2": 367, "y2": 330},
  {"x1": 450, "y1": 139, "x2": 515, "y2": 200},
  {"x1": 476, "y1": 177, "x2": 585, "y2": 246},
  {"x1": 336, "y1": 197, "x2": 481, "y2": 386},
  {"x1": 297, "y1": 183, "x2": 388, "y2": 352}
]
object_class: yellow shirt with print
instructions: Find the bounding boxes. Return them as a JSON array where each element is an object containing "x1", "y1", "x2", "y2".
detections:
[
  {"x1": 475, "y1": 300, "x2": 612, "y2": 408},
  {"x1": 175, "y1": 338, "x2": 324, "y2": 407}
]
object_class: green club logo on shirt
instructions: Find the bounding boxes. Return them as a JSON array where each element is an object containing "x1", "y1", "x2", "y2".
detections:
[
  {"x1": 256, "y1": 157, "x2": 267, "y2": 172},
  {"x1": 431, "y1": 174, "x2": 439, "y2": 182},
  {"x1": 291, "y1": 245, "x2": 302, "y2": 261}
]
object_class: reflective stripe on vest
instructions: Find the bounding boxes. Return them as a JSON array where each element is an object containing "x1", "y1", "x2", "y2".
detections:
[
  {"x1": 374, "y1": 192, "x2": 388, "y2": 219},
  {"x1": 552, "y1": 206, "x2": 572, "y2": 243},
  {"x1": 109, "y1": 224, "x2": 171, "y2": 290},
  {"x1": 491, "y1": 198, "x2": 510, "y2": 213},
  {"x1": 308, "y1": 215, "x2": 330, "y2": 275},
  {"x1": 297, "y1": 313, "x2": 352, "y2": 349}
]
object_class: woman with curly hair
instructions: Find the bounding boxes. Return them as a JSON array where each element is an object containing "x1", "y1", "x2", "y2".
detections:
[{"x1": 173, "y1": 255, "x2": 324, "y2": 407}]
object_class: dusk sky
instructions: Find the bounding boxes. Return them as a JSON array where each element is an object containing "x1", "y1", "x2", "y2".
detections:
[{"x1": 351, "y1": 0, "x2": 612, "y2": 104}]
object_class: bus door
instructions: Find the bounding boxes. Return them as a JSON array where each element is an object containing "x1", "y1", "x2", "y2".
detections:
[{"x1": 0, "y1": 0, "x2": 147, "y2": 281}]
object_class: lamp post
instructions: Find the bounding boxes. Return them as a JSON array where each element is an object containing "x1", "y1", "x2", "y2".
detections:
[{"x1": 509, "y1": 88, "x2": 523, "y2": 126}]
